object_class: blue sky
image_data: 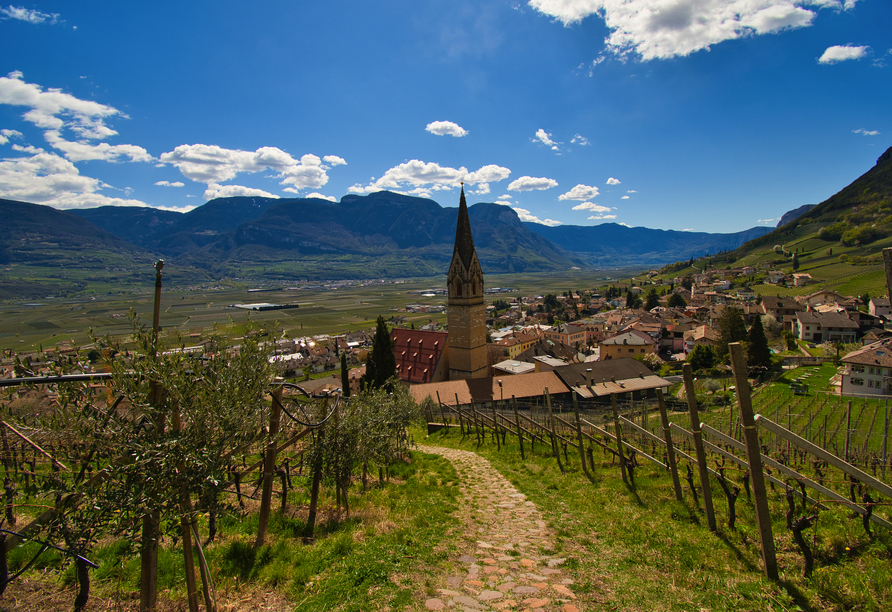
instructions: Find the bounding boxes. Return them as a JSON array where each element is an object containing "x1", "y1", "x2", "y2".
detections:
[{"x1": 0, "y1": 1, "x2": 889, "y2": 233}]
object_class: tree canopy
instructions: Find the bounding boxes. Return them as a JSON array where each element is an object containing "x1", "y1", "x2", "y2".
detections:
[
  {"x1": 717, "y1": 306, "x2": 747, "y2": 360},
  {"x1": 363, "y1": 315, "x2": 397, "y2": 390},
  {"x1": 667, "y1": 292, "x2": 687, "y2": 308},
  {"x1": 746, "y1": 315, "x2": 772, "y2": 368}
]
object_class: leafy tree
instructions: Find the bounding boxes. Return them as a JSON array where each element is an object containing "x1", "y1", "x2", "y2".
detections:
[
  {"x1": 544, "y1": 293, "x2": 559, "y2": 309},
  {"x1": 363, "y1": 315, "x2": 397, "y2": 390},
  {"x1": 791, "y1": 254, "x2": 799, "y2": 271},
  {"x1": 688, "y1": 344, "x2": 717, "y2": 372},
  {"x1": 667, "y1": 293, "x2": 687, "y2": 308},
  {"x1": 746, "y1": 315, "x2": 772, "y2": 368},
  {"x1": 716, "y1": 306, "x2": 747, "y2": 360},
  {"x1": 644, "y1": 288, "x2": 660, "y2": 310},
  {"x1": 626, "y1": 292, "x2": 642, "y2": 309}
]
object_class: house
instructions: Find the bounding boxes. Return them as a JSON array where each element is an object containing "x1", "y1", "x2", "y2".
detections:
[
  {"x1": 599, "y1": 329, "x2": 656, "y2": 360},
  {"x1": 792, "y1": 273, "x2": 813, "y2": 287},
  {"x1": 761, "y1": 296, "x2": 801, "y2": 331},
  {"x1": 840, "y1": 339, "x2": 892, "y2": 396},
  {"x1": 553, "y1": 358, "x2": 670, "y2": 400},
  {"x1": 794, "y1": 310, "x2": 859, "y2": 344},
  {"x1": 683, "y1": 325, "x2": 721, "y2": 354},
  {"x1": 408, "y1": 371, "x2": 571, "y2": 406},
  {"x1": 869, "y1": 297, "x2": 891, "y2": 319},
  {"x1": 492, "y1": 359, "x2": 536, "y2": 376},
  {"x1": 544, "y1": 323, "x2": 587, "y2": 348},
  {"x1": 391, "y1": 328, "x2": 450, "y2": 385},
  {"x1": 766, "y1": 270, "x2": 785, "y2": 284},
  {"x1": 803, "y1": 290, "x2": 848, "y2": 310}
]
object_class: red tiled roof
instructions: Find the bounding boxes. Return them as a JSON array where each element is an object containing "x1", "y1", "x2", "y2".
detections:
[{"x1": 391, "y1": 328, "x2": 448, "y2": 384}]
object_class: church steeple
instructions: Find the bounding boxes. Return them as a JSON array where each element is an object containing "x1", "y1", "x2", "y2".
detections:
[
  {"x1": 446, "y1": 185, "x2": 487, "y2": 380},
  {"x1": 453, "y1": 186, "x2": 476, "y2": 270}
]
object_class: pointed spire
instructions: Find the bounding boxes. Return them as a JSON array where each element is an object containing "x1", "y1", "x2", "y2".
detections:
[{"x1": 453, "y1": 184, "x2": 476, "y2": 270}]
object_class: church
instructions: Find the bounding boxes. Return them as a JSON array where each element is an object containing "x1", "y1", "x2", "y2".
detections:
[{"x1": 391, "y1": 186, "x2": 488, "y2": 383}]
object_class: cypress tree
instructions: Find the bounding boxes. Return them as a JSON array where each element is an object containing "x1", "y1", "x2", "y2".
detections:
[
  {"x1": 340, "y1": 352, "x2": 351, "y2": 397},
  {"x1": 746, "y1": 316, "x2": 772, "y2": 368},
  {"x1": 717, "y1": 306, "x2": 747, "y2": 360},
  {"x1": 363, "y1": 315, "x2": 397, "y2": 390}
]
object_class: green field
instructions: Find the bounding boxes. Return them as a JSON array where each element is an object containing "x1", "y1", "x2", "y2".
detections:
[{"x1": 0, "y1": 268, "x2": 644, "y2": 351}]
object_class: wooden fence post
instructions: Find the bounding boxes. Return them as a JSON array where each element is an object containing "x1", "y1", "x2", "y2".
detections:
[
  {"x1": 304, "y1": 405, "x2": 325, "y2": 540},
  {"x1": 512, "y1": 396, "x2": 525, "y2": 460},
  {"x1": 729, "y1": 343, "x2": 779, "y2": 580},
  {"x1": 682, "y1": 363, "x2": 717, "y2": 532},
  {"x1": 845, "y1": 400, "x2": 852, "y2": 462},
  {"x1": 656, "y1": 389, "x2": 683, "y2": 501},
  {"x1": 572, "y1": 393, "x2": 593, "y2": 480},
  {"x1": 255, "y1": 382, "x2": 283, "y2": 548},
  {"x1": 609, "y1": 394, "x2": 628, "y2": 484}
]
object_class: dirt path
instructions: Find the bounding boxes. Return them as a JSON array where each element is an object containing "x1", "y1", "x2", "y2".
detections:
[{"x1": 418, "y1": 445, "x2": 580, "y2": 612}]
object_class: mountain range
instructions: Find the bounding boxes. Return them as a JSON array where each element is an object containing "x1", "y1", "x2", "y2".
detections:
[{"x1": 3, "y1": 177, "x2": 843, "y2": 293}]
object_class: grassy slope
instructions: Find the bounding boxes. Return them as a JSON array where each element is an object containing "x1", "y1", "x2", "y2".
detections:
[{"x1": 421, "y1": 419, "x2": 891, "y2": 612}]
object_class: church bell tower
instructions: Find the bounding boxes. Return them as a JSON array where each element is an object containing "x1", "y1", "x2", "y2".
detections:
[{"x1": 447, "y1": 186, "x2": 488, "y2": 379}]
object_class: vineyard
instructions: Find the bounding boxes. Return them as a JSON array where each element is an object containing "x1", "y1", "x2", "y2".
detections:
[
  {"x1": 0, "y1": 313, "x2": 425, "y2": 611},
  {"x1": 423, "y1": 346, "x2": 891, "y2": 610}
]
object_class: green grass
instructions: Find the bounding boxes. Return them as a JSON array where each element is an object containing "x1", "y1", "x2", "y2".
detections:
[
  {"x1": 6, "y1": 451, "x2": 461, "y2": 610},
  {"x1": 421, "y1": 418, "x2": 892, "y2": 612}
]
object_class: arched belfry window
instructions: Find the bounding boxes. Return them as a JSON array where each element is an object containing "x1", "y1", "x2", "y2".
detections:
[{"x1": 456, "y1": 280, "x2": 462, "y2": 296}]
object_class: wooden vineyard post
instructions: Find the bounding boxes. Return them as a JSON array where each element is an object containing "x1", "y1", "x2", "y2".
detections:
[
  {"x1": 255, "y1": 382, "x2": 283, "y2": 548},
  {"x1": 609, "y1": 394, "x2": 628, "y2": 484},
  {"x1": 304, "y1": 400, "x2": 326, "y2": 540},
  {"x1": 729, "y1": 343, "x2": 779, "y2": 580},
  {"x1": 883, "y1": 400, "x2": 889, "y2": 480},
  {"x1": 513, "y1": 396, "x2": 525, "y2": 460},
  {"x1": 492, "y1": 402, "x2": 500, "y2": 450},
  {"x1": 656, "y1": 389, "x2": 683, "y2": 501},
  {"x1": 141, "y1": 261, "x2": 165, "y2": 612},
  {"x1": 845, "y1": 400, "x2": 852, "y2": 462},
  {"x1": 682, "y1": 363, "x2": 717, "y2": 532},
  {"x1": 572, "y1": 393, "x2": 593, "y2": 480},
  {"x1": 172, "y1": 407, "x2": 199, "y2": 612},
  {"x1": 436, "y1": 391, "x2": 447, "y2": 432},
  {"x1": 546, "y1": 387, "x2": 556, "y2": 456}
]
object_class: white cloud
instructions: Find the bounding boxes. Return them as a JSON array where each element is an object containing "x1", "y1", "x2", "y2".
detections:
[
  {"x1": 621, "y1": 195, "x2": 630, "y2": 199},
  {"x1": 588, "y1": 214, "x2": 617, "y2": 220},
  {"x1": 0, "y1": 150, "x2": 149, "y2": 209},
  {"x1": 558, "y1": 184, "x2": 600, "y2": 200},
  {"x1": 853, "y1": 128, "x2": 880, "y2": 136},
  {"x1": 159, "y1": 144, "x2": 338, "y2": 193},
  {"x1": 0, "y1": 71, "x2": 121, "y2": 138},
  {"x1": 1, "y1": 6, "x2": 60, "y2": 24},
  {"x1": 425, "y1": 120, "x2": 469, "y2": 137},
  {"x1": 606, "y1": 177, "x2": 620, "y2": 185},
  {"x1": 533, "y1": 128, "x2": 561, "y2": 150},
  {"x1": 304, "y1": 192, "x2": 337, "y2": 201},
  {"x1": 627, "y1": 189, "x2": 637, "y2": 193},
  {"x1": 155, "y1": 180, "x2": 185, "y2": 187},
  {"x1": 512, "y1": 206, "x2": 562, "y2": 226},
  {"x1": 471, "y1": 183, "x2": 491, "y2": 195},
  {"x1": 819, "y1": 44, "x2": 869, "y2": 64},
  {"x1": 497, "y1": 194, "x2": 512, "y2": 200},
  {"x1": 572, "y1": 201, "x2": 611, "y2": 213},
  {"x1": 203, "y1": 183, "x2": 279, "y2": 201},
  {"x1": 757, "y1": 218, "x2": 776, "y2": 224},
  {"x1": 0, "y1": 128, "x2": 22, "y2": 144},
  {"x1": 323, "y1": 155, "x2": 347, "y2": 166},
  {"x1": 347, "y1": 160, "x2": 510, "y2": 195},
  {"x1": 529, "y1": 1, "x2": 841, "y2": 61},
  {"x1": 43, "y1": 130, "x2": 152, "y2": 163},
  {"x1": 570, "y1": 134, "x2": 590, "y2": 146},
  {"x1": 0, "y1": 72, "x2": 156, "y2": 167},
  {"x1": 508, "y1": 176, "x2": 558, "y2": 191}
]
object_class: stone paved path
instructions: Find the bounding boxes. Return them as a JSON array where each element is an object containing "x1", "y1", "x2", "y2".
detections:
[{"x1": 418, "y1": 445, "x2": 580, "y2": 612}]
